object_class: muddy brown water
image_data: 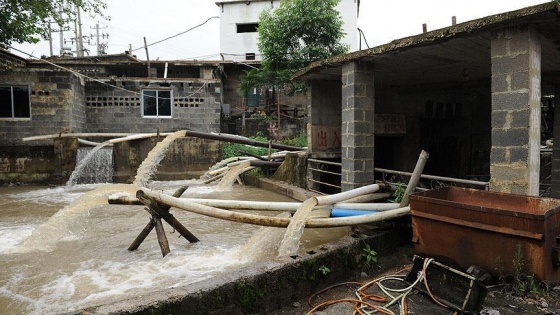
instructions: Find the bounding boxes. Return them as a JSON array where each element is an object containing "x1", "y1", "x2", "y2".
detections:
[{"x1": 0, "y1": 181, "x2": 349, "y2": 314}]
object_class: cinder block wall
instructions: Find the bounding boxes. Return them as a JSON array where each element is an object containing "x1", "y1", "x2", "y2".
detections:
[
  {"x1": 0, "y1": 69, "x2": 85, "y2": 145},
  {"x1": 85, "y1": 80, "x2": 222, "y2": 133},
  {"x1": 490, "y1": 25, "x2": 541, "y2": 195}
]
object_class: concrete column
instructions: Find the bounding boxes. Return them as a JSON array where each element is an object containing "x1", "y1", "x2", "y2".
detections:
[
  {"x1": 53, "y1": 137, "x2": 79, "y2": 183},
  {"x1": 341, "y1": 61, "x2": 375, "y2": 191},
  {"x1": 490, "y1": 25, "x2": 541, "y2": 195},
  {"x1": 550, "y1": 86, "x2": 560, "y2": 197}
]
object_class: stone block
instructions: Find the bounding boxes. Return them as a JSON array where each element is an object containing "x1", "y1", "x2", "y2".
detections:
[
  {"x1": 491, "y1": 73, "x2": 509, "y2": 93},
  {"x1": 490, "y1": 163, "x2": 527, "y2": 181},
  {"x1": 510, "y1": 71, "x2": 530, "y2": 91},
  {"x1": 491, "y1": 92, "x2": 529, "y2": 111},
  {"x1": 491, "y1": 111, "x2": 508, "y2": 128},
  {"x1": 491, "y1": 55, "x2": 529, "y2": 75},
  {"x1": 346, "y1": 146, "x2": 374, "y2": 160},
  {"x1": 490, "y1": 35, "x2": 507, "y2": 57},
  {"x1": 511, "y1": 109, "x2": 530, "y2": 128},
  {"x1": 57, "y1": 83, "x2": 72, "y2": 90},
  {"x1": 509, "y1": 147, "x2": 529, "y2": 163},
  {"x1": 492, "y1": 128, "x2": 529, "y2": 147},
  {"x1": 490, "y1": 147, "x2": 507, "y2": 164}
]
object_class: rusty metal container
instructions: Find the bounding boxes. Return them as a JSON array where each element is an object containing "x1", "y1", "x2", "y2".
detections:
[{"x1": 409, "y1": 186, "x2": 560, "y2": 284}]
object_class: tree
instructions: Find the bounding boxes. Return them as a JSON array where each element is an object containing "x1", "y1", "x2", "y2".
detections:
[
  {"x1": 0, "y1": 0, "x2": 107, "y2": 47},
  {"x1": 240, "y1": 0, "x2": 348, "y2": 96}
]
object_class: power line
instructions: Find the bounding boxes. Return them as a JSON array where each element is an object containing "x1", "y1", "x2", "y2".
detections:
[
  {"x1": 8, "y1": 46, "x2": 208, "y2": 100},
  {"x1": 132, "y1": 16, "x2": 219, "y2": 52}
]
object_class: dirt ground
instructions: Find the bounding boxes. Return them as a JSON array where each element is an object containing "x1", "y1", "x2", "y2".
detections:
[{"x1": 270, "y1": 245, "x2": 560, "y2": 315}]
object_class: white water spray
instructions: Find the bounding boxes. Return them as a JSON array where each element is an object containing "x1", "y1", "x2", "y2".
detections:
[
  {"x1": 18, "y1": 184, "x2": 139, "y2": 253},
  {"x1": 133, "y1": 130, "x2": 187, "y2": 187},
  {"x1": 66, "y1": 142, "x2": 112, "y2": 186}
]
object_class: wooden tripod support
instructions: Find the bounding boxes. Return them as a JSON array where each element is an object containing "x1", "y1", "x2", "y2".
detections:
[{"x1": 129, "y1": 186, "x2": 200, "y2": 257}]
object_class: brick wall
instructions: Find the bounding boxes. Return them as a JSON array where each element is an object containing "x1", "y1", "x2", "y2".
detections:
[{"x1": 0, "y1": 69, "x2": 84, "y2": 145}]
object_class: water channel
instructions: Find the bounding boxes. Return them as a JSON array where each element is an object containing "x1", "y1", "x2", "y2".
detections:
[{"x1": 0, "y1": 181, "x2": 348, "y2": 314}]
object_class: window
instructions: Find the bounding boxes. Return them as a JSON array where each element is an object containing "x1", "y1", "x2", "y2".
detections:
[
  {"x1": 0, "y1": 86, "x2": 30, "y2": 119},
  {"x1": 245, "y1": 53, "x2": 256, "y2": 60},
  {"x1": 142, "y1": 89, "x2": 172, "y2": 118},
  {"x1": 237, "y1": 23, "x2": 259, "y2": 33}
]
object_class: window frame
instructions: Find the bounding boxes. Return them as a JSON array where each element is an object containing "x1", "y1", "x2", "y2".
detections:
[
  {"x1": 141, "y1": 89, "x2": 173, "y2": 119},
  {"x1": 236, "y1": 23, "x2": 259, "y2": 33},
  {"x1": 0, "y1": 85, "x2": 31, "y2": 120}
]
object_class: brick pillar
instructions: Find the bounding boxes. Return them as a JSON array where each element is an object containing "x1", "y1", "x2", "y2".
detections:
[
  {"x1": 341, "y1": 61, "x2": 375, "y2": 191},
  {"x1": 490, "y1": 25, "x2": 541, "y2": 195},
  {"x1": 550, "y1": 86, "x2": 560, "y2": 197}
]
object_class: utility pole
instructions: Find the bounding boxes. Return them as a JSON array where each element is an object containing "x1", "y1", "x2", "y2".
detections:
[
  {"x1": 48, "y1": 11, "x2": 71, "y2": 56},
  {"x1": 91, "y1": 23, "x2": 109, "y2": 55},
  {"x1": 48, "y1": 23, "x2": 53, "y2": 56},
  {"x1": 77, "y1": 6, "x2": 84, "y2": 57},
  {"x1": 74, "y1": 14, "x2": 80, "y2": 56},
  {"x1": 144, "y1": 37, "x2": 151, "y2": 77},
  {"x1": 59, "y1": 10, "x2": 65, "y2": 56}
]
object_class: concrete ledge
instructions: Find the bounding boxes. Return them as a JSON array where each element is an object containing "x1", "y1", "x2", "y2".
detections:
[
  {"x1": 74, "y1": 228, "x2": 409, "y2": 315},
  {"x1": 244, "y1": 175, "x2": 318, "y2": 202}
]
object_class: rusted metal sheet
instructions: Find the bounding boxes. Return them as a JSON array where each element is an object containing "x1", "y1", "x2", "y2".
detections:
[{"x1": 409, "y1": 186, "x2": 560, "y2": 285}]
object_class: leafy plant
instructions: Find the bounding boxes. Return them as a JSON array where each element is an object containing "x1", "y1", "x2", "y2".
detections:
[
  {"x1": 319, "y1": 265, "x2": 331, "y2": 275},
  {"x1": 281, "y1": 133, "x2": 307, "y2": 148},
  {"x1": 222, "y1": 133, "x2": 307, "y2": 160},
  {"x1": 392, "y1": 182, "x2": 406, "y2": 203},
  {"x1": 361, "y1": 244, "x2": 378, "y2": 270},
  {"x1": 240, "y1": 0, "x2": 349, "y2": 95},
  {"x1": 497, "y1": 243, "x2": 549, "y2": 297},
  {"x1": 0, "y1": 0, "x2": 108, "y2": 46}
]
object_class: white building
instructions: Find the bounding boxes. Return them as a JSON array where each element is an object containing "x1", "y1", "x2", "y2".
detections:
[{"x1": 215, "y1": 0, "x2": 359, "y2": 61}]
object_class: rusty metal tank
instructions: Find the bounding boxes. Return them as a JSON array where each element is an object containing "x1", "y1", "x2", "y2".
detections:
[{"x1": 409, "y1": 186, "x2": 560, "y2": 284}]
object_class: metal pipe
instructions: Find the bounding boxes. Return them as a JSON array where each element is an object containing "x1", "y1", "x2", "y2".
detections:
[
  {"x1": 305, "y1": 158, "x2": 488, "y2": 188},
  {"x1": 375, "y1": 168, "x2": 489, "y2": 187},
  {"x1": 183, "y1": 130, "x2": 305, "y2": 151}
]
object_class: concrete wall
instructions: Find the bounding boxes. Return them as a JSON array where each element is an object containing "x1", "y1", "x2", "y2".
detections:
[
  {"x1": 218, "y1": 0, "x2": 358, "y2": 61},
  {"x1": 0, "y1": 69, "x2": 85, "y2": 145},
  {"x1": 219, "y1": 0, "x2": 272, "y2": 61},
  {"x1": 113, "y1": 137, "x2": 222, "y2": 183},
  {"x1": 307, "y1": 80, "x2": 342, "y2": 155},
  {"x1": 221, "y1": 116, "x2": 304, "y2": 139}
]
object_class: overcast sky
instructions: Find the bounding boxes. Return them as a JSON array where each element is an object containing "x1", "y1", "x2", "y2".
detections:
[{"x1": 11, "y1": 0, "x2": 547, "y2": 61}]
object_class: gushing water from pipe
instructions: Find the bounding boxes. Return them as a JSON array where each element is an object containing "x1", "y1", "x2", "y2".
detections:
[
  {"x1": 66, "y1": 142, "x2": 112, "y2": 187},
  {"x1": 133, "y1": 130, "x2": 187, "y2": 187},
  {"x1": 277, "y1": 198, "x2": 318, "y2": 257}
]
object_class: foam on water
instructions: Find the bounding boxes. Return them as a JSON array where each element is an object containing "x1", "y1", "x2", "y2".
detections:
[
  {"x1": 11, "y1": 245, "x2": 248, "y2": 315},
  {"x1": 6, "y1": 186, "x2": 80, "y2": 205},
  {"x1": 0, "y1": 223, "x2": 34, "y2": 252}
]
